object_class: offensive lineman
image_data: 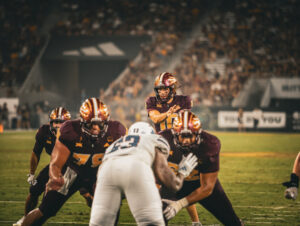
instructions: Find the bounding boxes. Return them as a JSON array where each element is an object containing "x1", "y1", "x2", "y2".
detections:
[
  {"x1": 160, "y1": 110, "x2": 243, "y2": 226},
  {"x1": 146, "y1": 72, "x2": 200, "y2": 224},
  {"x1": 13, "y1": 107, "x2": 71, "y2": 226},
  {"x1": 89, "y1": 122, "x2": 198, "y2": 226},
  {"x1": 21, "y1": 98, "x2": 126, "y2": 225}
]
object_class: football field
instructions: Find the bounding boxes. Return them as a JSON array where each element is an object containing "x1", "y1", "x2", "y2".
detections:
[{"x1": 0, "y1": 131, "x2": 299, "y2": 225}]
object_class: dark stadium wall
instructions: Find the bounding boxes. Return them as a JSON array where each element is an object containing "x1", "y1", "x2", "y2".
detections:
[
  {"x1": 78, "y1": 59, "x2": 128, "y2": 98},
  {"x1": 41, "y1": 60, "x2": 79, "y2": 100}
]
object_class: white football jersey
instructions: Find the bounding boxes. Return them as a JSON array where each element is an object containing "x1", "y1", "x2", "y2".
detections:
[{"x1": 103, "y1": 134, "x2": 170, "y2": 166}]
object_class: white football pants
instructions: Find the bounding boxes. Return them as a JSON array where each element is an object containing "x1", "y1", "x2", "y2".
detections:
[{"x1": 89, "y1": 156, "x2": 165, "y2": 226}]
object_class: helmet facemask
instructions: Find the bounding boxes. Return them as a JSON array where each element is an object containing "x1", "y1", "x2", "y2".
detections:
[
  {"x1": 172, "y1": 130, "x2": 201, "y2": 152},
  {"x1": 154, "y1": 86, "x2": 175, "y2": 103},
  {"x1": 81, "y1": 119, "x2": 109, "y2": 140},
  {"x1": 50, "y1": 119, "x2": 65, "y2": 136}
]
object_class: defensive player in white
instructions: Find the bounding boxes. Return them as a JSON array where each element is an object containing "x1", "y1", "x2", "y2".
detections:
[{"x1": 89, "y1": 122, "x2": 198, "y2": 226}]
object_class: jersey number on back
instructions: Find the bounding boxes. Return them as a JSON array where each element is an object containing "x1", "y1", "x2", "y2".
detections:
[{"x1": 108, "y1": 135, "x2": 140, "y2": 154}]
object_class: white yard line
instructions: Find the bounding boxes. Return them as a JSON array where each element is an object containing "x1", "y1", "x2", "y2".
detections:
[{"x1": 0, "y1": 200, "x2": 84, "y2": 204}]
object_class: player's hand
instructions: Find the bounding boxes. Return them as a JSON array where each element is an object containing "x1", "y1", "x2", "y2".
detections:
[
  {"x1": 284, "y1": 187, "x2": 298, "y2": 200},
  {"x1": 162, "y1": 198, "x2": 188, "y2": 220},
  {"x1": 178, "y1": 153, "x2": 198, "y2": 177},
  {"x1": 171, "y1": 105, "x2": 181, "y2": 113},
  {"x1": 46, "y1": 176, "x2": 64, "y2": 192},
  {"x1": 27, "y1": 174, "x2": 37, "y2": 186},
  {"x1": 166, "y1": 105, "x2": 180, "y2": 117},
  {"x1": 82, "y1": 192, "x2": 94, "y2": 207}
]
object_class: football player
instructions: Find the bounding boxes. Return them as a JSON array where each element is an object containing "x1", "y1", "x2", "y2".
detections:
[
  {"x1": 90, "y1": 122, "x2": 198, "y2": 226},
  {"x1": 146, "y1": 72, "x2": 200, "y2": 224},
  {"x1": 21, "y1": 98, "x2": 126, "y2": 226},
  {"x1": 283, "y1": 152, "x2": 300, "y2": 200},
  {"x1": 13, "y1": 107, "x2": 71, "y2": 226},
  {"x1": 146, "y1": 72, "x2": 192, "y2": 133},
  {"x1": 160, "y1": 110, "x2": 243, "y2": 226}
]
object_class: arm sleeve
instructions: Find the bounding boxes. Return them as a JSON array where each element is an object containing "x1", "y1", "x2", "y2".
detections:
[
  {"x1": 146, "y1": 97, "x2": 156, "y2": 113},
  {"x1": 202, "y1": 138, "x2": 221, "y2": 173},
  {"x1": 32, "y1": 128, "x2": 45, "y2": 159},
  {"x1": 58, "y1": 122, "x2": 74, "y2": 152},
  {"x1": 116, "y1": 122, "x2": 127, "y2": 139},
  {"x1": 183, "y1": 96, "x2": 192, "y2": 110}
]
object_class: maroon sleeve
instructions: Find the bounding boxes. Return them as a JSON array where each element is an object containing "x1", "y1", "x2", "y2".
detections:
[
  {"x1": 201, "y1": 135, "x2": 220, "y2": 173},
  {"x1": 58, "y1": 120, "x2": 80, "y2": 152},
  {"x1": 109, "y1": 121, "x2": 126, "y2": 141},
  {"x1": 32, "y1": 126, "x2": 47, "y2": 159},
  {"x1": 182, "y1": 96, "x2": 192, "y2": 110},
  {"x1": 146, "y1": 97, "x2": 157, "y2": 112}
]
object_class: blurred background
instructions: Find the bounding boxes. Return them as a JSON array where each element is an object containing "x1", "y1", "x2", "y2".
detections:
[{"x1": 0, "y1": 0, "x2": 299, "y2": 131}]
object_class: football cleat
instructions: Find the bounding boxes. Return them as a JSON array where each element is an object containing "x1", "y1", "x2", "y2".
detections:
[{"x1": 13, "y1": 216, "x2": 25, "y2": 226}]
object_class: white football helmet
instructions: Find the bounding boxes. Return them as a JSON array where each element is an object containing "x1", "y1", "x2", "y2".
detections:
[{"x1": 128, "y1": 122, "x2": 155, "y2": 135}]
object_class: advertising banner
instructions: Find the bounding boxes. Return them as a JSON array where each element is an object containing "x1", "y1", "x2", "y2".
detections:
[{"x1": 218, "y1": 111, "x2": 286, "y2": 128}]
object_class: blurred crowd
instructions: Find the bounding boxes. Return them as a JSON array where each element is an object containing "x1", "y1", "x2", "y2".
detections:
[
  {"x1": 104, "y1": 0, "x2": 300, "y2": 124},
  {"x1": 0, "y1": 0, "x2": 47, "y2": 92},
  {"x1": 1, "y1": 0, "x2": 299, "y2": 129},
  {"x1": 0, "y1": 101, "x2": 51, "y2": 130},
  {"x1": 173, "y1": 0, "x2": 300, "y2": 107}
]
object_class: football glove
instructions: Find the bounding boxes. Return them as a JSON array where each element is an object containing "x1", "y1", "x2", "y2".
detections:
[
  {"x1": 162, "y1": 198, "x2": 189, "y2": 220},
  {"x1": 178, "y1": 153, "x2": 198, "y2": 177},
  {"x1": 27, "y1": 174, "x2": 37, "y2": 186},
  {"x1": 283, "y1": 173, "x2": 299, "y2": 200}
]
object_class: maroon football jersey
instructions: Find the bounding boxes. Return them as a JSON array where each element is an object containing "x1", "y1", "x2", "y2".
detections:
[
  {"x1": 33, "y1": 124, "x2": 56, "y2": 158},
  {"x1": 159, "y1": 129, "x2": 220, "y2": 181},
  {"x1": 146, "y1": 95, "x2": 192, "y2": 132},
  {"x1": 58, "y1": 119, "x2": 126, "y2": 176}
]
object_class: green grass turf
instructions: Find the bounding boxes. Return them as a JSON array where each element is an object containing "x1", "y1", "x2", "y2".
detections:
[{"x1": 0, "y1": 131, "x2": 299, "y2": 225}]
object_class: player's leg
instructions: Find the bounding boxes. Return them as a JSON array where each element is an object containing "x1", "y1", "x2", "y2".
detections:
[
  {"x1": 22, "y1": 175, "x2": 81, "y2": 226},
  {"x1": 89, "y1": 161, "x2": 122, "y2": 226},
  {"x1": 26, "y1": 165, "x2": 50, "y2": 214},
  {"x1": 199, "y1": 179, "x2": 242, "y2": 226},
  {"x1": 124, "y1": 159, "x2": 165, "y2": 226},
  {"x1": 13, "y1": 165, "x2": 50, "y2": 226},
  {"x1": 186, "y1": 204, "x2": 202, "y2": 225}
]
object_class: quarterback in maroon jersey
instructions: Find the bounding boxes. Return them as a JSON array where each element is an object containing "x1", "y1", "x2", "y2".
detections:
[
  {"x1": 146, "y1": 72, "x2": 192, "y2": 132},
  {"x1": 21, "y1": 98, "x2": 126, "y2": 226},
  {"x1": 146, "y1": 72, "x2": 199, "y2": 224},
  {"x1": 13, "y1": 107, "x2": 71, "y2": 226},
  {"x1": 160, "y1": 110, "x2": 243, "y2": 226}
]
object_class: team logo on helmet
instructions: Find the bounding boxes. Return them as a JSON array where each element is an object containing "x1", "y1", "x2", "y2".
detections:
[
  {"x1": 49, "y1": 107, "x2": 71, "y2": 135},
  {"x1": 49, "y1": 107, "x2": 71, "y2": 122},
  {"x1": 172, "y1": 110, "x2": 202, "y2": 150},
  {"x1": 154, "y1": 72, "x2": 177, "y2": 103},
  {"x1": 173, "y1": 111, "x2": 201, "y2": 134},
  {"x1": 79, "y1": 98, "x2": 110, "y2": 138}
]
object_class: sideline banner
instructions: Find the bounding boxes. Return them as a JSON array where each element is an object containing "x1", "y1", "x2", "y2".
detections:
[{"x1": 218, "y1": 111, "x2": 286, "y2": 128}]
